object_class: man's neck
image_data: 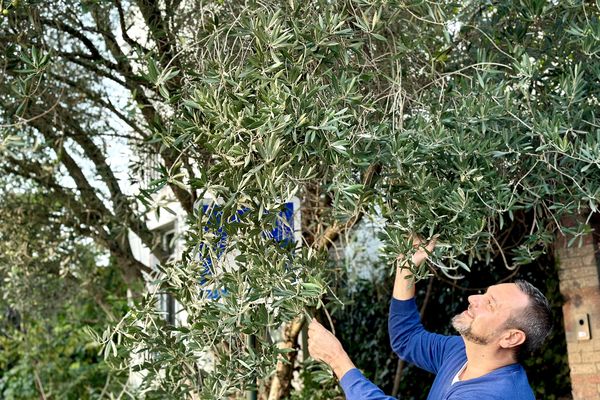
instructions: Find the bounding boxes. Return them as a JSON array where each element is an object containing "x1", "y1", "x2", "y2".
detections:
[{"x1": 460, "y1": 340, "x2": 517, "y2": 381}]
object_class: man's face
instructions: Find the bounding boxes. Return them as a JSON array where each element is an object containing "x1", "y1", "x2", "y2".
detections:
[{"x1": 451, "y1": 283, "x2": 529, "y2": 345}]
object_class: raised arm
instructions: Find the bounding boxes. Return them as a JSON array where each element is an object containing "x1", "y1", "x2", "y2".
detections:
[
  {"x1": 393, "y1": 236, "x2": 436, "y2": 300},
  {"x1": 389, "y1": 236, "x2": 459, "y2": 374}
]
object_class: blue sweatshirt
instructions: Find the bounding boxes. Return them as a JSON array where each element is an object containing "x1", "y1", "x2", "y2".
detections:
[{"x1": 339, "y1": 298, "x2": 535, "y2": 400}]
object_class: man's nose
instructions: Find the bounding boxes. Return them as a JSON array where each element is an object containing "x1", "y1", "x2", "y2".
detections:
[{"x1": 468, "y1": 294, "x2": 481, "y2": 307}]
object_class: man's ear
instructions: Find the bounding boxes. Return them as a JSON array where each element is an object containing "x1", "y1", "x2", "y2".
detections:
[{"x1": 499, "y1": 329, "x2": 526, "y2": 349}]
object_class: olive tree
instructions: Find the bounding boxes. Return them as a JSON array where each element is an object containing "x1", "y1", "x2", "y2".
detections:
[{"x1": 102, "y1": 0, "x2": 600, "y2": 398}]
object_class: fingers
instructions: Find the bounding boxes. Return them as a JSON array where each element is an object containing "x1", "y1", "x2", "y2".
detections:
[
  {"x1": 411, "y1": 234, "x2": 437, "y2": 249},
  {"x1": 410, "y1": 234, "x2": 438, "y2": 266},
  {"x1": 409, "y1": 233, "x2": 425, "y2": 248},
  {"x1": 307, "y1": 318, "x2": 341, "y2": 365},
  {"x1": 424, "y1": 235, "x2": 439, "y2": 252},
  {"x1": 308, "y1": 318, "x2": 325, "y2": 338},
  {"x1": 307, "y1": 319, "x2": 324, "y2": 362}
]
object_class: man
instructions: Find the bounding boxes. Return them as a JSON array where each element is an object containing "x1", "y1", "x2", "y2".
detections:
[{"x1": 307, "y1": 238, "x2": 552, "y2": 399}]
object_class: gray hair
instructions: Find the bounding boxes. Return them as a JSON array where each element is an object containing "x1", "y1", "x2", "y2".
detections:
[{"x1": 505, "y1": 280, "x2": 552, "y2": 357}]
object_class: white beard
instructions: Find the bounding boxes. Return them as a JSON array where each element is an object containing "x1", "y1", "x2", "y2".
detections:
[{"x1": 451, "y1": 313, "x2": 490, "y2": 345}]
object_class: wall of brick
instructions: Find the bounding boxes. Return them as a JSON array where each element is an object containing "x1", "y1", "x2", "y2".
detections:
[{"x1": 557, "y1": 230, "x2": 600, "y2": 400}]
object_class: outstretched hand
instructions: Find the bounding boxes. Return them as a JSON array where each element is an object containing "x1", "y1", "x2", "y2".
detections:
[
  {"x1": 398, "y1": 234, "x2": 438, "y2": 267},
  {"x1": 307, "y1": 319, "x2": 356, "y2": 379},
  {"x1": 393, "y1": 234, "x2": 437, "y2": 300},
  {"x1": 307, "y1": 319, "x2": 343, "y2": 365}
]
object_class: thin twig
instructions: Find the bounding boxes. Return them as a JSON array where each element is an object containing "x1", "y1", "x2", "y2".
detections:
[
  {"x1": 431, "y1": 265, "x2": 522, "y2": 292},
  {"x1": 322, "y1": 304, "x2": 335, "y2": 336},
  {"x1": 491, "y1": 234, "x2": 514, "y2": 271},
  {"x1": 98, "y1": 374, "x2": 111, "y2": 399},
  {"x1": 0, "y1": 88, "x2": 65, "y2": 128},
  {"x1": 417, "y1": 62, "x2": 513, "y2": 94},
  {"x1": 33, "y1": 367, "x2": 48, "y2": 400}
]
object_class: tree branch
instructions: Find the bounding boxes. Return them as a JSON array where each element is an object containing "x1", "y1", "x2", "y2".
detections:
[
  {"x1": 314, "y1": 163, "x2": 382, "y2": 250},
  {"x1": 88, "y1": 4, "x2": 194, "y2": 213},
  {"x1": 48, "y1": 72, "x2": 148, "y2": 138},
  {"x1": 56, "y1": 50, "x2": 120, "y2": 70},
  {"x1": 61, "y1": 54, "x2": 129, "y2": 88},
  {"x1": 39, "y1": 18, "x2": 106, "y2": 62},
  {"x1": 114, "y1": 0, "x2": 152, "y2": 54},
  {"x1": 2, "y1": 161, "x2": 107, "y2": 238},
  {"x1": 134, "y1": 0, "x2": 178, "y2": 68},
  {"x1": 54, "y1": 109, "x2": 170, "y2": 263},
  {"x1": 3, "y1": 159, "x2": 154, "y2": 278}
]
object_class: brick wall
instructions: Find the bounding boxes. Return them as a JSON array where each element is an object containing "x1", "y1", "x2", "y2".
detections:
[{"x1": 557, "y1": 230, "x2": 600, "y2": 399}]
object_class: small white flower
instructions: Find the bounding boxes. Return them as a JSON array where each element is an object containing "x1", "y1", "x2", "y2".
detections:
[{"x1": 446, "y1": 20, "x2": 463, "y2": 38}]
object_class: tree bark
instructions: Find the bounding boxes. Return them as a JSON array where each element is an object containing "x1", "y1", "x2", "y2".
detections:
[{"x1": 267, "y1": 317, "x2": 304, "y2": 400}]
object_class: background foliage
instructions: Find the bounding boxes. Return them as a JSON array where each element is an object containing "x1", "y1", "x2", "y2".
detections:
[{"x1": 0, "y1": 191, "x2": 132, "y2": 399}]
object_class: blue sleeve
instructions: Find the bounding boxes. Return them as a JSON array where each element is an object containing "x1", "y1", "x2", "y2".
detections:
[
  {"x1": 339, "y1": 368, "x2": 396, "y2": 400},
  {"x1": 388, "y1": 298, "x2": 457, "y2": 374}
]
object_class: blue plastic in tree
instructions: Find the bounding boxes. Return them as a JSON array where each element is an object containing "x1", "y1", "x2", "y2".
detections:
[{"x1": 198, "y1": 202, "x2": 296, "y2": 299}]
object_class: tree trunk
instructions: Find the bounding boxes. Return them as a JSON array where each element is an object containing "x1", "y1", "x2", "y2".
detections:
[{"x1": 267, "y1": 317, "x2": 304, "y2": 400}]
